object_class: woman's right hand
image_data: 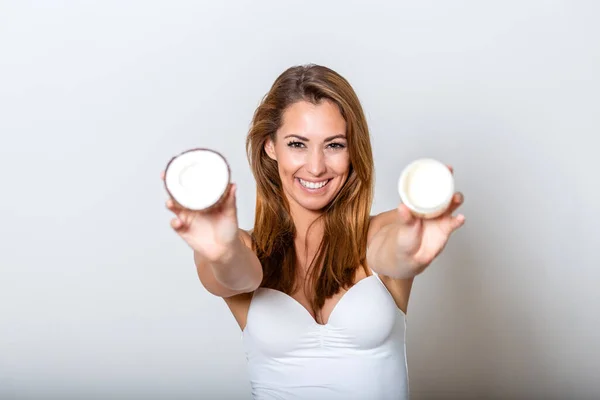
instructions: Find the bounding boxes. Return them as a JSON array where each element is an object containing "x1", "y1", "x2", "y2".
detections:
[{"x1": 161, "y1": 171, "x2": 241, "y2": 264}]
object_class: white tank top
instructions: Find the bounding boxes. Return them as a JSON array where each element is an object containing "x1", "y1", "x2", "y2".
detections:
[{"x1": 241, "y1": 273, "x2": 409, "y2": 399}]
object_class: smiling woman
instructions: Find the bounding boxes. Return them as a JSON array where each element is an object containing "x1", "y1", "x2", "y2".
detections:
[
  {"x1": 163, "y1": 64, "x2": 465, "y2": 399},
  {"x1": 246, "y1": 66, "x2": 377, "y2": 320}
]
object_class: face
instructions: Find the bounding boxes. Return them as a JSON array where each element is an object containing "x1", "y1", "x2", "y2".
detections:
[{"x1": 265, "y1": 100, "x2": 350, "y2": 214}]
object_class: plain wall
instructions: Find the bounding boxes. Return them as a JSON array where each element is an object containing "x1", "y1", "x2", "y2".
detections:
[{"x1": 1, "y1": 1, "x2": 598, "y2": 399}]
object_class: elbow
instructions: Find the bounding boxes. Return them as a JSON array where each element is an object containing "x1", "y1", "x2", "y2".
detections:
[
  {"x1": 246, "y1": 266, "x2": 263, "y2": 292},
  {"x1": 217, "y1": 260, "x2": 263, "y2": 293},
  {"x1": 242, "y1": 257, "x2": 264, "y2": 292}
]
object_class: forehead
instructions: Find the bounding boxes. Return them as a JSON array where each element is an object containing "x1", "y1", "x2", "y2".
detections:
[{"x1": 278, "y1": 100, "x2": 347, "y2": 139}]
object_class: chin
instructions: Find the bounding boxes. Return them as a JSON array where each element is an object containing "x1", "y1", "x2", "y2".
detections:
[{"x1": 297, "y1": 199, "x2": 331, "y2": 212}]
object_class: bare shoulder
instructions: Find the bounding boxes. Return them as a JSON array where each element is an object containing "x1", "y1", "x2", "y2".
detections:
[
  {"x1": 237, "y1": 228, "x2": 255, "y2": 250},
  {"x1": 367, "y1": 210, "x2": 414, "y2": 314}
]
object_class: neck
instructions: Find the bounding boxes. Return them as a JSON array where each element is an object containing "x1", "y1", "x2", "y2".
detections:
[
  {"x1": 289, "y1": 202, "x2": 325, "y2": 268},
  {"x1": 290, "y1": 205, "x2": 323, "y2": 239}
]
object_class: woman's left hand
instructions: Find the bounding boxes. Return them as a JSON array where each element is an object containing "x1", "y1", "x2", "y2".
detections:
[{"x1": 395, "y1": 166, "x2": 466, "y2": 271}]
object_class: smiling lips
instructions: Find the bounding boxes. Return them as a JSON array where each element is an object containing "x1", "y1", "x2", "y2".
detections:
[{"x1": 297, "y1": 178, "x2": 332, "y2": 190}]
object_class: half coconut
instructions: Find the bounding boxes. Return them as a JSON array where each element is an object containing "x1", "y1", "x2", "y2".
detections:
[{"x1": 164, "y1": 148, "x2": 231, "y2": 211}]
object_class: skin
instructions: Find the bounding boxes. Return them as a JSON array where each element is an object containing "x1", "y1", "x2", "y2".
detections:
[{"x1": 164, "y1": 98, "x2": 465, "y2": 328}]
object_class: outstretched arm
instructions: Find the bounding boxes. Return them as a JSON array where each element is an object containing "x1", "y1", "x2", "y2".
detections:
[
  {"x1": 164, "y1": 176, "x2": 263, "y2": 298},
  {"x1": 367, "y1": 184, "x2": 464, "y2": 279}
]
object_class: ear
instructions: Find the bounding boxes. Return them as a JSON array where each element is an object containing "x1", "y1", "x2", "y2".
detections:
[{"x1": 264, "y1": 138, "x2": 277, "y2": 161}]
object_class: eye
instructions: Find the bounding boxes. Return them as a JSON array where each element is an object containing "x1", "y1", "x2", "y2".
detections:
[
  {"x1": 287, "y1": 141, "x2": 305, "y2": 148},
  {"x1": 327, "y1": 142, "x2": 346, "y2": 149}
]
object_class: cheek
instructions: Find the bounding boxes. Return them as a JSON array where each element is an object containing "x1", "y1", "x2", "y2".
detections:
[
  {"x1": 329, "y1": 153, "x2": 350, "y2": 174},
  {"x1": 278, "y1": 151, "x2": 305, "y2": 174}
]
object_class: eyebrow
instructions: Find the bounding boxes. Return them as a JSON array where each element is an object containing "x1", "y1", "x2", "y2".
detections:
[{"x1": 284, "y1": 134, "x2": 346, "y2": 142}]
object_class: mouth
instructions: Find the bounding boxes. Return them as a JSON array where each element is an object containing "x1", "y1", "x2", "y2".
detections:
[{"x1": 296, "y1": 177, "x2": 332, "y2": 192}]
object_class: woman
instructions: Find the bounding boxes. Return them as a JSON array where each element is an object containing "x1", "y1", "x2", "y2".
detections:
[{"x1": 163, "y1": 64, "x2": 465, "y2": 399}]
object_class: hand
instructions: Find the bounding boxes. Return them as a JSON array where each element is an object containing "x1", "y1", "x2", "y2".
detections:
[
  {"x1": 161, "y1": 171, "x2": 240, "y2": 263},
  {"x1": 395, "y1": 165, "x2": 465, "y2": 270}
]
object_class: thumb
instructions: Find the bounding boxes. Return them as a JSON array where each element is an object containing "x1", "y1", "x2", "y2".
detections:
[
  {"x1": 397, "y1": 203, "x2": 417, "y2": 225},
  {"x1": 221, "y1": 183, "x2": 238, "y2": 217}
]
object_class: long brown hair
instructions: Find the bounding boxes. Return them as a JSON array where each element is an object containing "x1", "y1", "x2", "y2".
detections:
[{"x1": 245, "y1": 64, "x2": 374, "y2": 317}]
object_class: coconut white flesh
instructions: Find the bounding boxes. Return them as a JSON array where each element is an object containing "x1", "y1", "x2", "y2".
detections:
[
  {"x1": 401, "y1": 160, "x2": 453, "y2": 211},
  {"x1": 165, "y1": 150, "x2": 229, "y2": 210}
]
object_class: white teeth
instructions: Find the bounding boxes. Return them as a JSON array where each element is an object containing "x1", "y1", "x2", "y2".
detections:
[{"x1": 299, "y1": 178, "x2": 329, "y2": 189}]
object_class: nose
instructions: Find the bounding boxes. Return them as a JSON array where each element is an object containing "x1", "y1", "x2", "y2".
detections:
[{"x1": 306, "y1": 148, "x2": 327, "y2": 177}]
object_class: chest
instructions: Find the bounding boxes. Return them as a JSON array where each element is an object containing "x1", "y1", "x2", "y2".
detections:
[
  {"x1": 243, "y1": 275, "x2": 405, "y2": 357},
  {"x1": 291, "y1": 268, "x2": 371, "y2": 325}
]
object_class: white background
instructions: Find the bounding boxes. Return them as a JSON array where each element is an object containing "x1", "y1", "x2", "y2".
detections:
[{"x1": 1, "y1": 1, "x2": 598, "y2": 399}]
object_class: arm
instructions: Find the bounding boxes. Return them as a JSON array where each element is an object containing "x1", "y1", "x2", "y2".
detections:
[
  {"x1": 367, "y1": 210, "x2": 421, "y2": 279},
  {"x1": 366, "y1": 193, "x2": 465, "y2": 313},
  {"x1": 368, "y1": 194, "x2": 465, "y2": 278},
  {"x1": 367, "y1": 210, "x2": 416, "y2": 314},
  {"x1": 163, "y1": 177, "x2": 263, "y2": 299},
  {"x1": 195, "y1": 229, "x2": 263, "y2": 298}
]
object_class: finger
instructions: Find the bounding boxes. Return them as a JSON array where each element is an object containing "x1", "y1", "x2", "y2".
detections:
[
  {"x1": 166, "y1": 198, "x2": 175, "y2": 210},
  {"x1": 227, "y1": 183, "x2": 237, "y2": 204},
  {"x1": 435, "y1": 213, "x2": 465, "y2": 237},
  {"x1": 170, "y1": 217, "x2": 185, "y2": 231},
  {"x1": 220, "y1": 183, "x2": 238, "y2": 216},
  {"x1": 444, "y1": 192, "x2": 464, "y2": 216},
  {"x1": 444, "y1": 213, "x2": 465, "y2": 233},
  {"x1": 166, "y1": 198, "x2": 192, "y2": 227},
  {"x1": 160, "y1": 171, "x2": 165, "y2": 180},
  {"x1": 166, "y1": 198, "x2": 184, "y2": 213},
  {"x1": 451, "y1": 214, "x2": 466, "y2": 231},
  {"x1": 218, "y1": 183, "x2": 235, "y2": 206},
  {"x1": 447, "y1": 165, "x2": 454, "y2": 174}
]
